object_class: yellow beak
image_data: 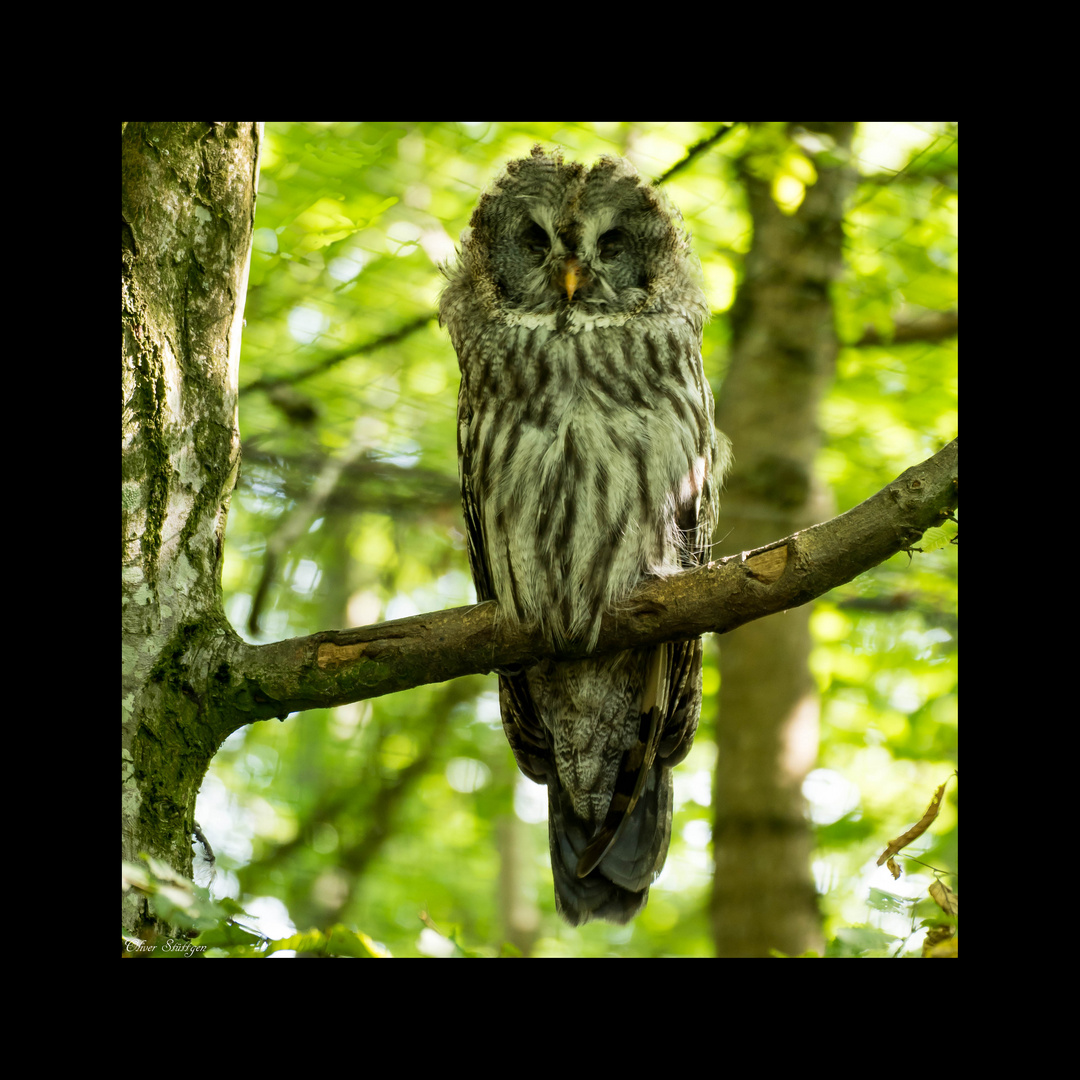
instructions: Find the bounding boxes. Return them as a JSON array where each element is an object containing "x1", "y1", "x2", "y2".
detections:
[{"x1": 563, "y1": 259, "x2": 582, "y2": 301}]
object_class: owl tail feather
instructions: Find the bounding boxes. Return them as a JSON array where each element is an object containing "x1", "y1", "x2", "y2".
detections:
[
  {"x1": 547, "y1": 761, "x2": 673, "y2": 925},
  {"x1": 575, "y1": 651, "x2": 667, "y2": 879},
  {"x1": 547, "y1": 647, "x2": 673, "y2": 925}
]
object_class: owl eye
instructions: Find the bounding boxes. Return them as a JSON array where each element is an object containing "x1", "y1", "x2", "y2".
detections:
[
  {"x1": 598, "y1": 229, "x2": 627, "y2": 260},
  {"x1": 523, "y1": 223, "x2": 550, "y2": 257}
]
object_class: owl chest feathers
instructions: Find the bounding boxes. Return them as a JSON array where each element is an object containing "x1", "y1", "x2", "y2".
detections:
[{"x1": 461, "y1": 318, "x2": 714, "y2": 649}]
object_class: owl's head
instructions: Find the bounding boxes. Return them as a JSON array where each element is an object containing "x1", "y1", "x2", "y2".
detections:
[{"x1": 441, "y1": 146, "x2": 704, "y2": 332}]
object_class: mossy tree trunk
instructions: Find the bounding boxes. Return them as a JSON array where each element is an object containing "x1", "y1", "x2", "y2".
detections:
[{"x1": 121, "y1": 122, "x2": 260, "y2": 941}]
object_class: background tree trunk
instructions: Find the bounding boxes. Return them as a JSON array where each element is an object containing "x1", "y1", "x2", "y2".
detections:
[
  {"x1": 121, "y1": 122, "x2": 260, "y2": 940},
  {"x1": 711, "y1": 122, "x2": 856, "y2": 957}
]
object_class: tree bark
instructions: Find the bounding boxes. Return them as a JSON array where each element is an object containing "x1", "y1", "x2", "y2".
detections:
[
  {"x1": 122, "y1": 122, "x2": 260, "y2": 941},
  {"x1": 711, "y1": 122, "x2": 856, "y2": 957}
]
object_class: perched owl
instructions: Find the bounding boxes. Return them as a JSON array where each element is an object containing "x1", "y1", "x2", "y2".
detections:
[{"x1": 440, "y1": 146, "x2": 728, "y2": 924}]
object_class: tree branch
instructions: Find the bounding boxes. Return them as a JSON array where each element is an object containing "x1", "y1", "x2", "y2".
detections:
[
  {"x1": 652, "y1": 125, "x2": 739, "y2": 186},
  {"x1": 854, "y1": 310, "x2": 957, "y2": 347},
  {"x1": 218, "y1": 439, "x2": 957, "y2": 732},
  {"x1": 239, "y1": 314, "x2": 435, "y2": 395}
]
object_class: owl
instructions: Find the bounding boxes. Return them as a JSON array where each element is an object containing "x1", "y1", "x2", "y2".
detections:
[{"x1": 440, "y1": 146, "x2": 727, "y2": 924}]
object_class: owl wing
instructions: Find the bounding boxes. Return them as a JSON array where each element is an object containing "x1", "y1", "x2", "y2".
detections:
[
  {"x1": 458, "y1": 376, "x2": 555, "y2": 786},
  {"x1": 457, "y1": 377, "x2": 495, "y2": 606},
  {"x1": 535, "y1": 640, "x2": 702, "y2": 926},
  {"x1": 564, "y1": 637, "x2": 702, "y2": 893}
]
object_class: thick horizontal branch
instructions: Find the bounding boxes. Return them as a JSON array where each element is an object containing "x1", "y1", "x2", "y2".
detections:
[{"x1": 218, "y1": 439, "x2": 957, "y2": 732}]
